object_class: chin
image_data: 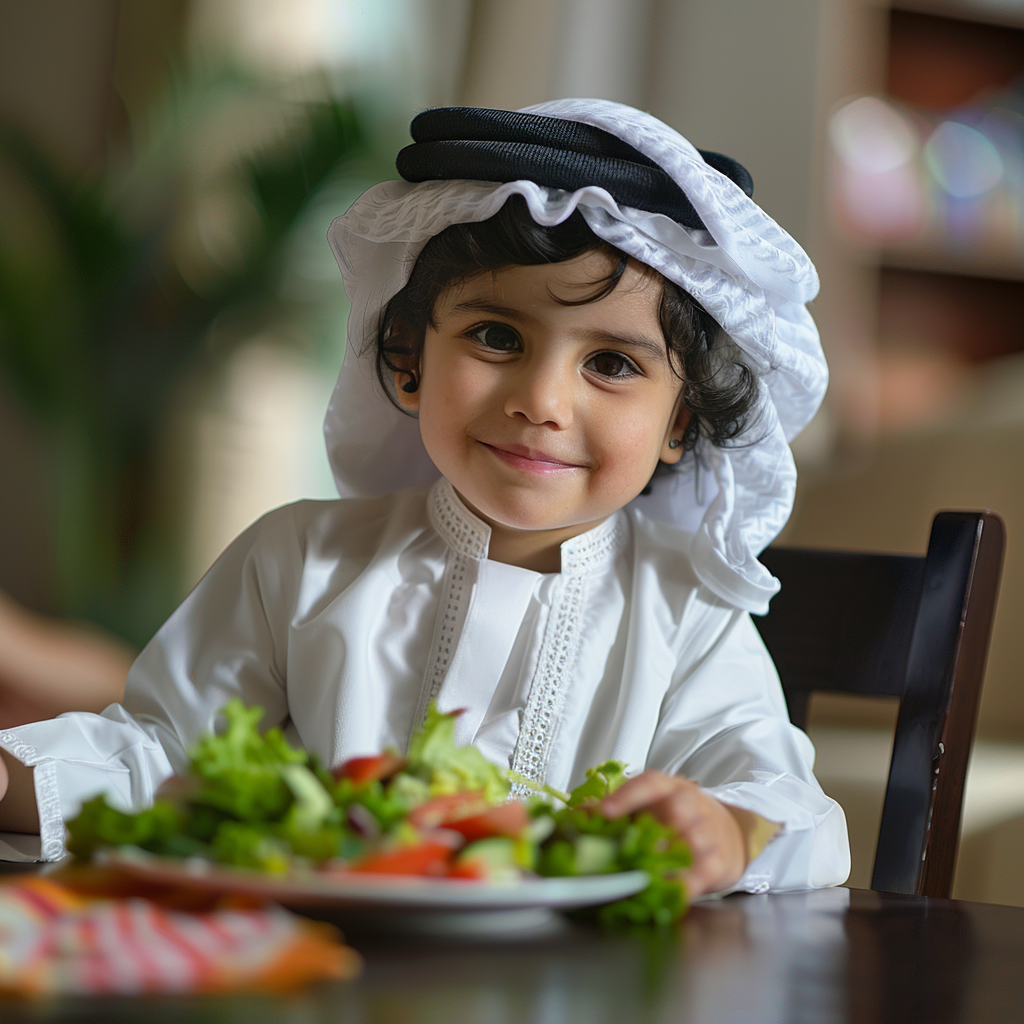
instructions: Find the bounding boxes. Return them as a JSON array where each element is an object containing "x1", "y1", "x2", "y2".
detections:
[{"x1": 468, "y1": 494, "x2": 586, "y2": 534}]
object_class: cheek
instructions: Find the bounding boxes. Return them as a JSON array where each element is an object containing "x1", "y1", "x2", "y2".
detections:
[
  {"x1": 591, "y1": 406, "x2": 669, "y2": 468},
  {"x1": 421, "y1": 358, "x2": 477, "y2": 413},
  {"x1": 416, "y1": 384, "x2": 459, "y2": 456},
  {"x1": 416, "y1": 351, "x2": 495, "y2": 448}
]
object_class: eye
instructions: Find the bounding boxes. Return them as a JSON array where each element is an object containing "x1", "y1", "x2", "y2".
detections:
[
  {"x1": 470, "y1": 323, "x2": 521, "y2": 352},
  {"x1": 585, "y1": 351, "x2": 640, "y2": 379}
]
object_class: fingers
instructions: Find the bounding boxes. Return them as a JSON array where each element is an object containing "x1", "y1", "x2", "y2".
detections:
[
  {"x1": 599, "y1": 770, "x2": 691, "y2": 819},
  {"x1": 599, "y1": 770, "x2": 747, "y2": 899},
  {"x1": 601, "y1": 771, "x2": 707, "y2": 835},
  {"x1": 683, "y1": 848, "x2": 736, "y2": 899}
]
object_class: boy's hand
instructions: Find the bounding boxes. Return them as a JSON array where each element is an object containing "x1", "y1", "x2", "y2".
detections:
[{"x1": 599, "y1": 770, "x2": 755, "y2": 899}]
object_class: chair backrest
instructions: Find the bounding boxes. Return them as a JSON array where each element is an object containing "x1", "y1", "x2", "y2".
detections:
[{"x1": 753, "y1": 511, "x2": 1005, "y2": 898}]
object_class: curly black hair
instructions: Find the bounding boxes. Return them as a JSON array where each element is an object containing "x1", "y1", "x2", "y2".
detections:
[{"x1": 373, "y1": 195, "x2": 757, "y2": 454}]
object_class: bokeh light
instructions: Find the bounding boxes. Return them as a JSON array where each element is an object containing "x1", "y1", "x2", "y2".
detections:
[
  {"x1": 829, "y1": 96, "x2": 918, "y2": 174},
  {"x1": 924, "y1": 121, "x2": 1003, "y2": 199},
  {"x1": 830, "y1": 97, "x2": 924, "y2": 241},
  {"x1": 829, "y1": 89, "x2": 1024, "y2": 258}
]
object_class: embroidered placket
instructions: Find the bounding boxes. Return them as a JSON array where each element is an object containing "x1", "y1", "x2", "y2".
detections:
[
  {"x1": 410, "y1": 482, "x2": 490, "y2": 742},
  {"x1": 440, "y1": 557, "x2": 540, "y2": 748},
  {"x1": 507, "y1": 572, "x2": 586, "y2": 795},
  {"x1": 509, "y1": 513, "x2": 626, "y2": 792}
]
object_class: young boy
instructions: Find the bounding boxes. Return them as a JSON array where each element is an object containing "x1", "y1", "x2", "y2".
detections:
[{"x1": 1, "y1": 100, "x2": 849, "y2": 898}]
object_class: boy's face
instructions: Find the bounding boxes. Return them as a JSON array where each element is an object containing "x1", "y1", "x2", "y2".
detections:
[{"x1": 395, "y1": 252, "x2": 689, "y2": 557}]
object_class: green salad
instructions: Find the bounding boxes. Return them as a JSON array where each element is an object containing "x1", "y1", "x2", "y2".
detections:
[{"x1": 67, "y1": 701, "x2": 691, "y2": 926}]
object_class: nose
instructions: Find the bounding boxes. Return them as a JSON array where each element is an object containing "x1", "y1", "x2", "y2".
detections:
[{"x1": 503, "y1": 357, "x2": 574, "y2": 428}]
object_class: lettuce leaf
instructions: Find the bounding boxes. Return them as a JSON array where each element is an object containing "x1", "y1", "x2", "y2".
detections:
[
  {"x1": 406, "y1": 704, "x2": 510, "y2": 804},
  {"x1": 65, "y1": 795, "x2": 183, "y2": 861},
  {"x1": 566, "y1": 760, "x2": 628, "y2": 807},
  {"x1": 534, "y1": 805, "x2": 692, "y2": 926},
  {"x1": 187, "y1": 699, "x2": 308, "y2": 821}
]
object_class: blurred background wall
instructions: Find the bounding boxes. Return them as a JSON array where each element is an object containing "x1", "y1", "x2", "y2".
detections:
[{"x1": 2, "y1": 0, "x2": 1024, "y2": 901}]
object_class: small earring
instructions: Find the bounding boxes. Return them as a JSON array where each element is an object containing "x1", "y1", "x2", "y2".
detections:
[
  {"x1": 668, "y1": 438, "x2": 681, "y2": 450},
  {"x1": 401, "y1": 373, "x2": 419, "y2": 394}
]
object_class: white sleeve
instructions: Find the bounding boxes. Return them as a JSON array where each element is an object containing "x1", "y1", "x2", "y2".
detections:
[
  {"x1": 646, "y1": 602, "x2": 850, "y2": 893},
  {"x1": 0, "y1": 506, "x2": 302, "y2": 860}
]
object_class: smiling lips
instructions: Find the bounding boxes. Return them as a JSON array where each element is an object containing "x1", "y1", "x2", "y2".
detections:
[{"x1": 480, "y1": 441, "x2": 585, "y2": 475}]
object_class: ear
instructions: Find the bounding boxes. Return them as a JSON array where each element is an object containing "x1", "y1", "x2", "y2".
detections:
[
  {"x1": 659, "y1": 398, "x2": 692, "y2": 465},
  {"x1": 388, "y1": 317, "x2": 422, "y2": 413}
]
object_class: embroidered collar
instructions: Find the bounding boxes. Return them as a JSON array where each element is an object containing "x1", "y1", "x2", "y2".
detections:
[
  {"x1": 428, "y1": 479, "x2": 491, "y2": 560},
  {"x1": 427, "y1": 478, "x2": 626, "y2": 577}
]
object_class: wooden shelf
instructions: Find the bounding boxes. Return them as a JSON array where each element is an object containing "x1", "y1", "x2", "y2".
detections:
[
  {"x1": 877, "y1": 266, "x2": 1024, "y2": 363},
  {"x1": 888, "y1": 6, "x2": 1024, "y2": 109},
  {"x1": 892, "y1": 1, "x2": 1024, "y2": 32},
  {"x1": 880, "y1": 243, "x2": 1024, "y2": 283},
  {"x1": 835, "y1": 233, "x2": 1024, "y2": 284}
]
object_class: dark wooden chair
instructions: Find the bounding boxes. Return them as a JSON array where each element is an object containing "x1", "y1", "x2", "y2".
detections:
[{"x1": 753, "y1": 511, "x2": 1005, "y2": 899}]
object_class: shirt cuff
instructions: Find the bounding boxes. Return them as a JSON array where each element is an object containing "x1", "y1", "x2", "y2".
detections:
[{"x1": 0, "y1": 731, "x2": 67, "y2": 861}]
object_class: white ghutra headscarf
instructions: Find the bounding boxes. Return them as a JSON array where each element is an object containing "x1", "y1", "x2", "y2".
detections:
[{"x1": 324, "y1": 99, "x2": 827, "y2": 614}]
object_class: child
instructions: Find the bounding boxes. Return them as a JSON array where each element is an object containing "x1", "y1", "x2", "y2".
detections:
[{"x1": 0, "y1": 100, "x2": 849, "y2": 898}]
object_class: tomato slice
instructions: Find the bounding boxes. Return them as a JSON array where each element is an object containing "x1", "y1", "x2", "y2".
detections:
[
  {"x1": 333, "y1": 751, "x2": 407, "y2": 784},
  {"x1": 447, "y1": 860, "x2": 488, "y2": 880},
  {"x1": 406, "y1": 792, "x2": 489, "y2": 829},
  {"x1": 348, "y1": 839, "x2": 454, "y2": 876},
  {"x1": 444, "y1": 802, "x2": 530, "y2": 841}
]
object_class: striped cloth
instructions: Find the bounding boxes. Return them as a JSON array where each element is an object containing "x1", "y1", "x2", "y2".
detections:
[{"x1": 0, "y1": 876, "x2": 360, "y2": 995}]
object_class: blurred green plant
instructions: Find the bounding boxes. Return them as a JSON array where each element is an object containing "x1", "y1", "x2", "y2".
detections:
[{"x1": 0, "y1": 69, "x2": 375, "y2": 646}]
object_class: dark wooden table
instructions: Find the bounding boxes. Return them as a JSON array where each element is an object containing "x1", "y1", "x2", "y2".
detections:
[{"x1": 2, "y1": 886, "x2": 1023, "y2": 1023}]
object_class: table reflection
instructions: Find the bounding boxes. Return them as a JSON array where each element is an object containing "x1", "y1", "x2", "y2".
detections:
[
  {"x1": 845, "y1": 889, "x2": 974, "y2": 1024},
  {"x1": 5, "y1": 887, "x2": 1022, "y2": 1024},
  {"x1": 667, "y1": 888, "x2": 850, "y2": 1024}
]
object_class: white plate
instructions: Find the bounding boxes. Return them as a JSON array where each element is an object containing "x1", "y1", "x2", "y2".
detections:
[{"x1": 100, "y1": 849, "x2": 649, "y2": 914}]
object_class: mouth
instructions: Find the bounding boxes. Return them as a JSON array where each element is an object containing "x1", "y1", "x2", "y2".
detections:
[{"x1": 479, "y1": 441, "x2": 586, "y2": 474}]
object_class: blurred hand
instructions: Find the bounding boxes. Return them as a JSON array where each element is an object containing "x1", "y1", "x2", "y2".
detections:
[
  {"x1": 0, "y1": 589, "x2": 134, "y2": 729},
  {"x1": 599, "y1": 770, "x2": 749, "y2": 899}
]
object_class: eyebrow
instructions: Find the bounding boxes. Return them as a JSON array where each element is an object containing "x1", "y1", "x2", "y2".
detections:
[{"x1": 446, "y1": 298, "x2": 539, "y2": 325}]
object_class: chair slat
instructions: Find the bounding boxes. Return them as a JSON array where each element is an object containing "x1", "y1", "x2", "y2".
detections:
[
  {"x1": 873, "y1": 512, "x2": 1004, "y2": 897},
  {"x1": 925, "y1": 512, "x2": 1004, "y2": 897}
]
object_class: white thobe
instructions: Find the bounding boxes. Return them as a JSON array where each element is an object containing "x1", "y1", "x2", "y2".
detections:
[{"x1": 0, "y1": 479, "x2": 849, "y2": 891}]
